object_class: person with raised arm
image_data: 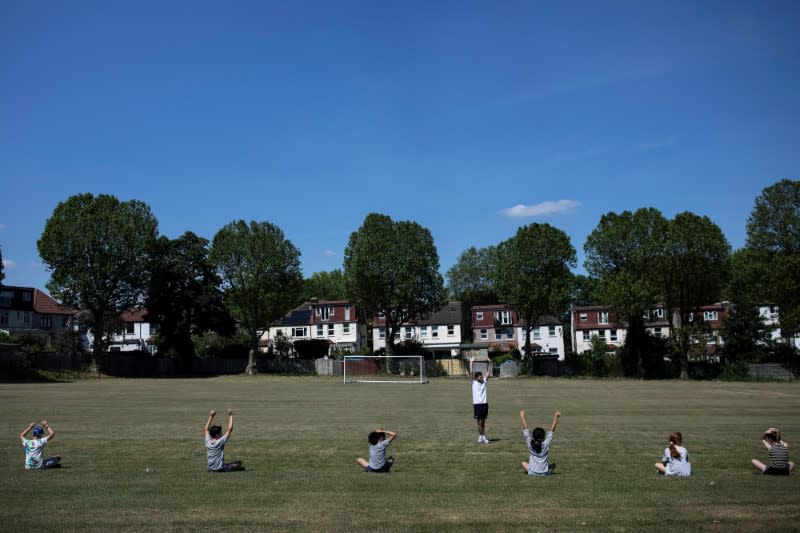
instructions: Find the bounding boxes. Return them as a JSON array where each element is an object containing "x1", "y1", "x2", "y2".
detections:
[
  {"x1": 357, "y1": 427, "x2": 398, "y2": 473},
  {"x1": 469, "y1": 356, "x2": 491, "y2": 444},
  {"x1": 204, "y1": 408, "x2": 244, "y2": 472},
  {"x1": 520, "y1": 410, "x2": 560, "y2": 476},
  {"x1": 20, "y1": 419, "x2": 61, "y2": 469}
]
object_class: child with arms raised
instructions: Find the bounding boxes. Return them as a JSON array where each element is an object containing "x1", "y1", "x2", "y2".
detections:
[
  {"x1": 204, "y1": 409, "x2": 244, "y2": 472},
  {"x1": 752, "y1": 427, "x2": 794, "y2": 475},
  {"x1": 356, "y1": 428, "x2": 397, "y2": 473},
  {"x1": 520, "y1": 410, "x2": 560, "y2": 476}
]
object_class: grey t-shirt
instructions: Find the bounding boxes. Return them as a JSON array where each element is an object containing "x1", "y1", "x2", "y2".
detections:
[
  {"x1": 523, "y1": 429, "x2": 553, "y2": 475},
  {"x1": 205, "y1": 434, "x2": 228, "y2": 471},
  {"x1": 368, "y1": 439, "x2": 391, "y2": 469}
]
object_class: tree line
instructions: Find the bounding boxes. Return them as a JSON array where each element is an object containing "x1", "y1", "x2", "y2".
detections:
[{"x1": 29, "y1": 179, "x2": 799, "y2": 377}]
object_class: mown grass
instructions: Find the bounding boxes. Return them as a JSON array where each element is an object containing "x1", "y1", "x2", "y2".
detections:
[{"x1": 1, "y1": 376, "x2": 798, "y2": 532}]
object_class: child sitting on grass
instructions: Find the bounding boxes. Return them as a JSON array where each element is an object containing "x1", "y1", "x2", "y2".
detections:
[
  {"x1": 655, "y1": 432, "x2": 691, "y2": 476},
  {"x1": 356, "y1": 428, "x2": 397, "y2": 473},
  {"x1": 20, "y1": 420, "x2": 61, "y2": 470},
  {"x1": 752, "y1": 427, "x2": 794, "y2": 476},
  {"x1": 519, "y1": 410, "x2": 560, "y2": 476},
  {"x1": 204, "y1": 409, "x2": 244, "y2": 472}
]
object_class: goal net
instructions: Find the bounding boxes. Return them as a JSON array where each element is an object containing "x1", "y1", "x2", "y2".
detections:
[{"x1": 343, "y1": 355, "x2": 427, "y2": 384}]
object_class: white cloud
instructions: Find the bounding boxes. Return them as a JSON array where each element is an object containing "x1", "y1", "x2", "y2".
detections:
[
  {"x1": 322, "y1": 249, "x2": 336, "y2": 257},
  {"x1": 499, "y1": 200, "x2": 582, "y2": 217},
  {"x1": 2, "y1": 259, "x2": 17, "y2": 269}
]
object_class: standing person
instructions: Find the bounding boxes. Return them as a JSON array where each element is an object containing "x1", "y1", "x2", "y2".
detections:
[
  {"x1": 356, "y1": 428, "x2": 398, "y2": 473},
  {"x1": 655, "y1": 432, "x2": 692, "y2": 476},
  {"x1": 20, "y1": 420, "x2": 61, "y2": 470},
  {"x1": 470, "y1": 356, "x2": 491, "y2": 444},
  {"x1": 520, "y1": 410, "x2": 560, "y2": 475},
  {"x1": 204, "y1": 409, "x2": 244, "y2": 472},
  {"x1": 752, "y1": 427, "x2": 794, "y2": 475}
]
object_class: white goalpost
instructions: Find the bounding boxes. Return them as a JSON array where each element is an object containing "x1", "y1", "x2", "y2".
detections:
[{"x1": 343, "y1": 355, "x2": 428, "y2": 384}]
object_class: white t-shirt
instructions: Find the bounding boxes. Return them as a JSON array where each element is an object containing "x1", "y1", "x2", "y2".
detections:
[
  {"x1": 22, "y1": 437, "x2": 48, "y2": 469},
  {"x1": 662, "y1": 445, "x2": 691, "y2": 476},
  {"x1": 524, "y1": 429, "x2": 553, "y2": 475},
  {"x1": 472, "y1": 378, "x2": 488, "y2": 404},
  {"x1": 368, "y1": 439, "x2": 391, "y2": 469}
]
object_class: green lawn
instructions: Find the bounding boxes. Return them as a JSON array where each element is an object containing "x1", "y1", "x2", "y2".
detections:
[{"x1": 1, "y1": 376, "x2": 798, "y2": 532}]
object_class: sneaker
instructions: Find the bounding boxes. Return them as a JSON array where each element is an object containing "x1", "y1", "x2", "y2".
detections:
[
  {"x1": 548, "y1": 463, "x2": 557, "y2": 474},
  {"x1": 477, "y1": 436, "x2": 483, "y2": 443}
]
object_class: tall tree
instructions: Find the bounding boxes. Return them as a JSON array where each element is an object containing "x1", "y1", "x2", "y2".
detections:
[
  {"x1": 209, "y1": 220, "x2": 302, "y2": 374},
  {"x1": 0, "y1": 245, "x2": 5, "y2": 285},
  {"x1": 145, "y1": 232, "x2": 234, "y2": 371},
  {"x1": 37, "y1": 194, "x2": 158, "y2": 363},
  {"x1": 658, "y1": 212, "x2": 730, "y2": 378},
  {"x1": 301, "y1": 269, "x2": 347, "y2": 302},
  {"x1": 745, "y1": 179, "x2": 800, "y2": 345},
  {"x1": 584, "y1": 208, "x2": 668, "y2": 377},
  {"x1": 446, "y1": 245, "x2": 499, "y2": 305},
  {"x1": 495, "y1": 223, "x2": 576, "y2": 365},
  {"x1": 343, "y1": 213, "x2": 445, "y2": 354},
  {"x1": 572, "y1": 274, "x2": 600, "y2": 306}
]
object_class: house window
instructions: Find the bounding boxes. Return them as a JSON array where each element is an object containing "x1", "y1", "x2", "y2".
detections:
[
  {"x1": 316, "y1": 306, "x2": 333, "y2": 320},
  {"x1": 292, "y1": 327, "x2": 306, "y2": 337},
  {"x1": 327, "y1": 324, "x2": 335, "y2": 336},
  {"x1": 533, "y1": 329, "x2": 541, "y2": 340},
  {"x1": 495, "y1": 329, "x2": 502, "y2": 340},
  {"x1": 610, "y1": 329, "x2": 618, "y2": 342},
  {"x1": 343, "y1": 323, "x2": 350, "y2": 334},
  {"x1": 495, "y1": 310, "x2": 512, "y2": 325},
  {"x1": 579, "y1": 313, "x2": 588, "y2": 322},
  {"x1": 23, "y1": 292, "x2": 32, "y2": 302},
  {"x1": 150, "y1": 323, "x2": 159, "y2": 334},
  {"x1": 379, "y1": 328, "x2": 385, "y2": 339},
  {"x1": 548, "y1": 325, "x2": 556, "y2": 337},
  {"x1": 549, "y1": 347, "x2": 558, "y2": 355},
  {"x1": 431, "y1": 327, "x2": 439, "y2": 338},
  {"x1": 344, "y1": 306, "x2": 350, "y2": 320},
  {"x1": 0, "y1": 291, "x2": 12, "y2": 306},
  {"x1": 126, "y1": 322, "x2": 135, "y2": 334},
  {"x1": 704, "y1": 311, "x2": 718, "y2": 321},
  {"x1": 598, "y1": 312, "x2": 609, "y2": 324},
  {"x1": 476, "y1": 311, "x2": 483, "y2": 320},
  {"x1": 40, "y1": 315, "x2": 52, "y2": 330},
  {"x1": 0, "y1": 311, "x2": 8, "y2": 325},
  {"x1": 316, "y1": 324, "x2": 324, "y2": 336},
  {"x1": 420, "y1": 326, "x2": 428, "y2": 338},
  {"x1": 377, "y1": 311, "x2": 385, "y2": 318},
  {"x1": 688, "y1": 313, "x2": 694, "y2": 322},
  {"x1": 582, "y1": 331, "x2": 590, "y2": 341},
  {"x1": 653, "y1": 327, "x2": 662, "y2": 338},
  {"x1": 405, "y1": 327, "x2": 413, "y2": 339},
  {"x1": 480, "y1": 329, "x2": 487, "y2": 340},
  {"x1": 654, "y1": 308, "x2": 664, "y2": 318},
  {"x1": 394, "y1": 330, "x2": 400, "y2": 339},
  {"x1": 447, "y1": 325, "x2": 455, "y2": 337},
  {"x1": 505, "y1": 328, "x2": 513, "y2": 339}
]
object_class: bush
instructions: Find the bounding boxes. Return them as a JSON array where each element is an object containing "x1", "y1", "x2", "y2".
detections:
[
  {"x1": 294, "y1": 339, "x2": 331, "y2": 359},
  {"x1": 720, "y1": 360, "x2": 750, "y2": 380}
]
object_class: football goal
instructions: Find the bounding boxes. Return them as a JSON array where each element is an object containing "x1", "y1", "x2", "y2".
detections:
[{"x1": 343, "y1": 355, "x2": 427, "y2": 384}]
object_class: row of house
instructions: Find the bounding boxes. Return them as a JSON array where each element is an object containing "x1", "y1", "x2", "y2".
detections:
[
  {"x1": 4, "y1": 283, "x2": 798, "y2": 359},
  {"x1": 261, "y1": 300, "x2": 568, "y2": 360}
]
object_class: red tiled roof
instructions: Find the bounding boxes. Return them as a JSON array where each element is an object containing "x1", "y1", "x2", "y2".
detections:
[
  {"x1": 121, "y1": 308, "x2": 148, "y2": 322},
  {"x1": 32, "y1": 289, "x2": 74, "y2": 315}
]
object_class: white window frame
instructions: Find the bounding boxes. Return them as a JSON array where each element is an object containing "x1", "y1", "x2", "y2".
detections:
[
  {"x1": 533, "y1": 328, "x2": 541, "y2": 340},
  {"x1": 598, "y1": 312, "x2": 609, "y2": 324},
  {"x1": 327, "y1": 324, "x2": 335, "y2": 336},
  {"x1": 316, "y1": 324, "x2": 324, "y2": 336},
  {"x1": 548, "y1": 325, "x2": 556, "y2": 337},
  {"x1": 431, "y1": 327, "x2": 439, "y2": 338},
  {"x1": 610, "y1": 329, "x2": 618, "y2": 342},
  {"x1": 447, "y1": 325, "x2": 455, "y2": 337},
  {"x1": 292, "y1": 327, "x2": 306, "y2": 337},
  {"x1": 582, "y1": 331, "x2": 590, "y2": 341},
  {"x1": 480, "y1": 329, "x2": 487, "y2": 340},
  {"x1": 704, "y1": 310, "x2": 718, "y2": 321},
  {"x1": 343, "y1": 323, "x2": 350, "y2": 335},
  {"x1": 476, "y1": 311, "x2": 483, "y2": 320},
  {"x1": 579, "y1": 312, "x2": 588, "y2": 322}
]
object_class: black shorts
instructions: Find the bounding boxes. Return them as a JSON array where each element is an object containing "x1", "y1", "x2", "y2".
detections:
[
  {"x1": 473, "y1": 403, "x2": 489, "y2": 419},
  {"x1": 365, "y1": 462, "x2": 393, "y2": 473},
  {"x1": 763, "y1": 466, "x2": 790, "y2": 476}
]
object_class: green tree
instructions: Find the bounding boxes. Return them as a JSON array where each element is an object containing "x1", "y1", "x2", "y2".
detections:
[
  {"x1": 659, "y1": 212, "x2": 730, "y2": 378},
  {"x1": 209, "y1": 220, "x2": 302, "y2": 374},
  {"x1": 343, "y1": 213, "x2": 445, "y2": 354},
  {"x1": 0, "y1": 245, "x2": 5, "y2": 285},
  {"x1": 37, "y1": 193, "x2": 158, "y2": 364},
  {"x1": 584, "y1": 208, "x2": 668, "y2": 377},
  {"x1": 446, "y1": 246, "x2": 499, "y2": 304},
  {"x1": 572, "y1": 274, "x2": 600, "y2": 306},
  {"x1": 301, "y1": 269, "x2": 347, "y2": 302},
  {"x1": 145, "y1": 232, "x2": 234, "y2": 371},
  {"x1": 495, "y1": 223, "x2": 576, "y2": 367},
  {"x1": 745, "y1": 179, "x2": 800, "y2": 345}
]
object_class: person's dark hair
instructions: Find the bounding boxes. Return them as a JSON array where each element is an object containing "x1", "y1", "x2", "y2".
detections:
[
  {"x1": 474, "y1": 371, "x2": 483, "y2": 380},
  {"x1": 532, "y1": 427, "x2": 546, "y2": 454},
  {"x1": 668, "y1": 431, "x2": 683, "y2": 458},
  {"x1": 763, "y1": 430, "x2": 779, "y2": 444},
  {"x1": 209, "y1": 425, "x2": 222, "y2": 439},
  {"x1": 368, "y1": 431, "x2": 385, "y2": 445}
]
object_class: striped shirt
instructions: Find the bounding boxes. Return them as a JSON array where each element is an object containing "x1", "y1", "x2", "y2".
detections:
[{"x1": 768, "y1": 443, "x2": 789, "y2": 469}]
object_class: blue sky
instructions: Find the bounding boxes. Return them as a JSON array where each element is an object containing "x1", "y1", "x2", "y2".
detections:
[{"x1": 2, "y1": 1, "x2": 798, "y2": 293}]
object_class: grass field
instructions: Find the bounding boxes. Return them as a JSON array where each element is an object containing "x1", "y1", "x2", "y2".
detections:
[{"x1": 1, "y1": 376, "x2": 798, "y2": 532}]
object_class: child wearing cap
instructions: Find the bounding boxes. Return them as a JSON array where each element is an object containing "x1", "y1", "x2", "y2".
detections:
[{"x1": 20, "y1": 420, "x2": 61, "y2": 469}]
